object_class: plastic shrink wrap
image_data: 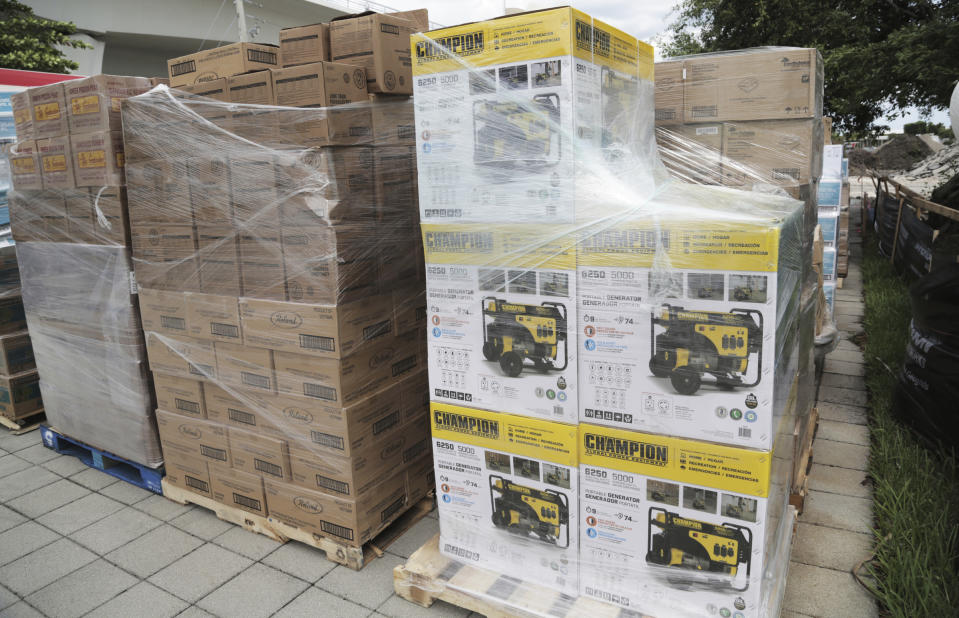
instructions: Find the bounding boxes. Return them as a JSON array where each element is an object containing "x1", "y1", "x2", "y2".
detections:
[
  {"x1": 6, "y1": 75, "x2": 161, "y2": 463},
  {"x1": 396, "y1": 11, "x2": 821, "y2": 618},
  {"x1": 119, "y1": 75, "x2": 431, "y2": 546}
]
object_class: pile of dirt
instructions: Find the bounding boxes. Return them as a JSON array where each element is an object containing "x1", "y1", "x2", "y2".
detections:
[
  {"x1": 848, "y1": 148, "x2": 877, "y2": 175},
  {"x1": 876, "y1": 134, "x2": 934, "y2": 172}
]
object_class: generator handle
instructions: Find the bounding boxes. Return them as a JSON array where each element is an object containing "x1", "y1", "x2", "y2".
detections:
[
  {"x1": 546, "y1": 488, "x2": 571, "y2": 549},
  {"x1": 481, "y1": 296, "x2": 499, "y2": 344},
  {"x1": 722, "y1": 520, "x2": 753, "y2": 578},
  {"x1": 489, "y1": 474, "x2": 506, "y2": 514},
  {"x1": 730, "y1": 308, "x2": 764, "y2": 388},
  {"x1": 541, "y1": 301, "x2": 569, "y2": 371},
  {"x1": 647, "y1": 506, "x2": 668, "y2": 554}
]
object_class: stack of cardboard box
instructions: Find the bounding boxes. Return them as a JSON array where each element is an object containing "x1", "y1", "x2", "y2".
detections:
[
  {"x1": 412, "y1": 11, "x2": 805, "y2": 617},
  {"x1": 121, "y1": 10, "x2": 432, "y2": 549},
  {"x1": 5, "y1": 75, "x2": 162, "y2": 465},
  {"x1": 0, "y1": 271, "x2": 41, "y2": 426}
]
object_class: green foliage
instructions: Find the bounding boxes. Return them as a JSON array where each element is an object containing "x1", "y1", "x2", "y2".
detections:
[
  {"x1": 861, "y1": 235, "x2": 959, "y2": 617},
  {"x1": 663, "y1": 0, "x2": 959, "y2": 134},
  {"x1": 0, "y1": 0, "x2": 90, "y2": 73},
  {"x1": 903, "y1": 120, "x2": 953, "y2": 138}
]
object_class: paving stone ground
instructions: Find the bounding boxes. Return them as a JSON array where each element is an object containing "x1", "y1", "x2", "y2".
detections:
[
  {"x1": 0, "y1": 210, "x2": 878, "y2": 618},
  {"x1": 781, "y1": 202, "x2": 879, "y2": 618}
]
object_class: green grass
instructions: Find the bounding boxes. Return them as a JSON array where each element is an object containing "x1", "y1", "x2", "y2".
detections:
[{"x1": 860, "y1": 234, "x2": 959, "y2": 617}]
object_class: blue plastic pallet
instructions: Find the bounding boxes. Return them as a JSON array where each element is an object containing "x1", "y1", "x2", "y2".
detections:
[{"x1": 40, "y1": 425, "x2": 164, "y2": 494}]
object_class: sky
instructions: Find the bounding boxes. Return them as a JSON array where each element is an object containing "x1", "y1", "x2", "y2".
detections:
[{"x1": 357, "y1": 0, "x2": 951, "y2": 133}]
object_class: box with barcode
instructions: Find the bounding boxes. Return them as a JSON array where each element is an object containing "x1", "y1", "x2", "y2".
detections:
[
  {"x1": 577, "y1": 188, "x2": 803, "y2": 450},
  {"x1": 422, "y1": 224, "x2": 578, "y2": 423},
  {"x1": 239, "y1": 294, "x2": 394, "y2": 359}
]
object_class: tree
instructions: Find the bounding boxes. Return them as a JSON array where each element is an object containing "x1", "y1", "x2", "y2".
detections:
[
  {"x1": 662, "y1": 0, "x2": 959, "y2": 134},
  {"x1": 0, "y1": 0, "x2": 90, "y2": 73}
]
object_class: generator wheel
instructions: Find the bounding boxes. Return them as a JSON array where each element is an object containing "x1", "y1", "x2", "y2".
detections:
[
  {"x1": 483, "y1": 339, "x2": 503, "y2": 361},
  {"x1": 649, "y1": 358, "x2": 670, "y2": 378},
  {"x1": 500, "y1": 352, "x2": 524, "y2": 377},
  {"x1": 670, "y1": 369, "x2": 702, "y2": 395}
]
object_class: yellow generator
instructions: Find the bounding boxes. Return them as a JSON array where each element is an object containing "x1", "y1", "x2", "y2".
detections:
[
  {"x1": 490, "y1": 476, "x2": 569, "y2": 548},
  {"x1": 649, "y1": 304, "x2": 763, "y2": 395},
  {"x1": 482, "y1": 297, "x2": 568, "y2": 377},
  {"x1": 473, "y1": 94, "x2": 561, "y2": 167},
  {"x1": 646, "y1": 507, "x2": 752, "y2": 590}
]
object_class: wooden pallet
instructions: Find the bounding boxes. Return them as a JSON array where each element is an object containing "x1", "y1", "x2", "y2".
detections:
[
  {"x1": 394, "y1": 534, "x2": 631, "y2": 618},
  {"x1": 162, "y1": 478, "x2": 435, "y2": 571},
  {"x1": 790, "y1": 407, "x2": 820, "y2": 514},
  {"x1": 0, "y1": 409, "x2": 45, "y2": 435},
  {"x1": 41, "y1": 425, "x2": 164, "y2": 493}
]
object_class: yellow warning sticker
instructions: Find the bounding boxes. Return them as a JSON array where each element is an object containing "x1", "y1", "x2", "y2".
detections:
[
  {"x1": 34, "y1": 103, "x2": 61, "y2": 121},
  {"x1": 78, "y1": 150, "x2": 107, "y2": 169},
  {"x1": 71, "y1": 95, "x2": 100, "y2": 116},
  {"x1": 42, "y1": 155, "x2": 66, "y2": 173}
]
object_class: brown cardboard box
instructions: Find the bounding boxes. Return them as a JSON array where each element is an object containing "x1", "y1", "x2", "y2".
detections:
[
  {"x1": 131, "y1": 224, "x2": 201, "y2": 291},
  {"x1": 37, "y1": 135, "x2": 75, "y2": 189},
  {"x1": 33, "y1": 190, "x2": 70, "y2": 242},
  {"x1": 72, "y1": 130, "x2": 126, "y2": 187},
  {"x1": 0, "y1": 369, "x2": 42, "y2": 420},
  {"x1": 374, "y1": 146, "x2": 415, "y2": 218},
  {"x1": 406, "y1": 454, "x2": 435, "y2": 503},
  {"x1": 214, "y1": 341, "x2": 275, "y2": 392},
  {"x1": 274, "y1": 329, "x2": 423, "y2": 404},
  {"x1": 654, "y1": 61, "x2": 683, "y2": 125},
  {"x1": 11, "y1": 91, "x2": 33, "y2": 140},
  {"x1": 279, "y1": 24, "x2": 330, "y2": 67},
  {"x1": 153, "y1": 373, "x2": 206, "y2": 418},
  {"x1": 275, "y1": 147, "x2": 375, "y2": 224},
  {"x1": 8, "y1": 192, "x2": 41, "y2": 242},
  {"x1": 228, "y1": 155, "x2": 277, "y2": 226},
  {"x1": 64, "y1": 189, "x2": 97, "y2": 243},
  {"x1": 185, "y1": 293, "x2": 241, "y2": 343},
  {"x1": 272, "y1": 62, "x2": 371, "y2": 146},
  {"x1": 239, "y1": 259, "x2": 287, "y2": 302},
  {"x1": 204, "y1": 383, "x2": 280, "y2": 435},
  {"x1": 330, "y1": 13, "x2": 415, "y2": 94},
  {"x1": 178, "y1": 78, "x2": 230, "y2": 100},
  {"x1": 150, "y1": 77, "x2": 170, "y2": 87},
  {"x1": 196, "y1": 225, "x2": 241, "y2": 296},
  {"x1": 145, "y1": 332, "x2": 217, "y2": 380},
  {"x1": 721, "y1": 119, "x2": 822, "y2": 187},
  {"x1": 138, "y1": 287, "x2": 190, "y2": 337},
  {"x1": 264, "y1": 470, "x2": 409, "y2": 546},
  {"x1": 163, "y1": 451, "x2": 213, "y2": 497},
  {"x1": 188, "y1": 156, "x2": 232, "y2": 224},
  {"x1": 156, "y1": 409, "x2": 231, "y2": 466},
  {"x1": 28, "y1": 82, "x2": 68, "y2": 138},
  {"x1": 125, "y1": 159, "x2": 192, "y2": 224},
  {"x1": 284, "y1": 254, "x2": 378, "y2": 305},
  {"x1": 683, "y1": 49, "x2": 821, "y2": 122},
  {"x1": 238, "y1": 294, "x2": 393, "y2": 358},
  {"x1": 8, "y1": 141, "x2": 43, "y2": 190},
  {"x1": 91, "y1": 185, "x2": 131, "y2": 246},
  {"x1": 0, "y1": 296, "x2": 27, "y2": 335},
  {"x1": 210, "y1": 466, "x2": 267, "y2": 515},
  {"x1": 369, "y1": 95, "x2": 414, "y2": 145},
  {"x1": 389, "y1": 9, "x2": 429, "y2": 31},
  {"x1": 392, "y1": 284, "x2": 425, "y2": 335},
  {"x1": 0, "y1": 331, "x2": 35, "y2": 375},
  {"x1": 229, "y1": 427, "x2": 291, "y2": 480},
  {"x1": 227, "y1": 70, "x2": 274, "y2": 105},
  {"x1": 167, "y1": 42, "x2": 279, "y2": 88},
  {"x1": 65, "y1": 74, "x2": 152, "y2": 134}
]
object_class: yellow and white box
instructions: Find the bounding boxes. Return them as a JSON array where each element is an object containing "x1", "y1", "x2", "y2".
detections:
[
  {"x1": 431, "y1": 403, "x2": 579, "y2": 595},
  {"x1": 411, "y1": 7, "x2": 653, "y2": 223},
  {"x1": 577, "y1": 197, "x2": 803, "y2": 450},
  {"x1": 578, "y1": 424, "x2": 792, "y2": 617},
  {"x1": 424, "y1": 224, "x2": 578, "y2": 423}
]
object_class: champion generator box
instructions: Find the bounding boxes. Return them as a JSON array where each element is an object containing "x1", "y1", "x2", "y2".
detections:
[
  {"x1": 578, "y1": 424, "x2": 790, "y2": 617},
  {"x1": 577, "y1": 191, "x2": 803, "y2": 450},
  {"x1": 430, "y1": 402, "x2": 579, "y2": 595},
  {"x1": 411, "y1": 7, "x2": 653, "y2": 223},
  {"x1": 423, "y1": 224, "x2": 578, "y2": 423}
]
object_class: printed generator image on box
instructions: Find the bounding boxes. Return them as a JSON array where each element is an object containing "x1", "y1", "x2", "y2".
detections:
[
  {"x1": 430, "y1": 402, "x2": 579, "y2": 595},
  {"x1": 578, "y1": 424, "x2": 794, "y2": 617},
  {"x1": 411, "y1": 7, "x2": 658, "y2": 223},
  {"x1": 577, "y1": 185, "x2": 803, "y2": 449},
  {"x1": 423, "y1": 224, "x2": 578, "y2": 423}
]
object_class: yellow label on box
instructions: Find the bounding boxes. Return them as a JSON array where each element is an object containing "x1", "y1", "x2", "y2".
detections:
[
  {"x1": 576, "y1": 220, "x2": 782, "y2": 272},
  {"x1": 12, "y1": 158, "x2": 36, "y2": 174},
  {"x1": 111, "y1": 97, "x2": 123, "y2": 113},
  {"x1": 422, "y1": 224, "x2": 576, "y2": 270},
  {"x1": 78, "y1": 149, "x2": 106, "y2": 169},
  {"x1": 13, "y1": 108, "x2": 30, "y2": 124},
  {"x1": 42, "y1": 155, "x2": 66, "y2": 173},
  {"x1": 412, "y1": 7, "x2": 649, "y2": 78},
  {"x1": 431, "y1": 402, "x2": 577, "y2": 466},
  {"x1": 579, "y1": 424, "x2": 772, "y2": 497},
  {"x1": 34, "y1": 102, "x2": 61, "y2": 121},
  {"x1": 116, "y1": 152, "x2": 125, "y2": 168},
  {"x1": 71, "y1": 95, "x2": 100, "y2": 115}
]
